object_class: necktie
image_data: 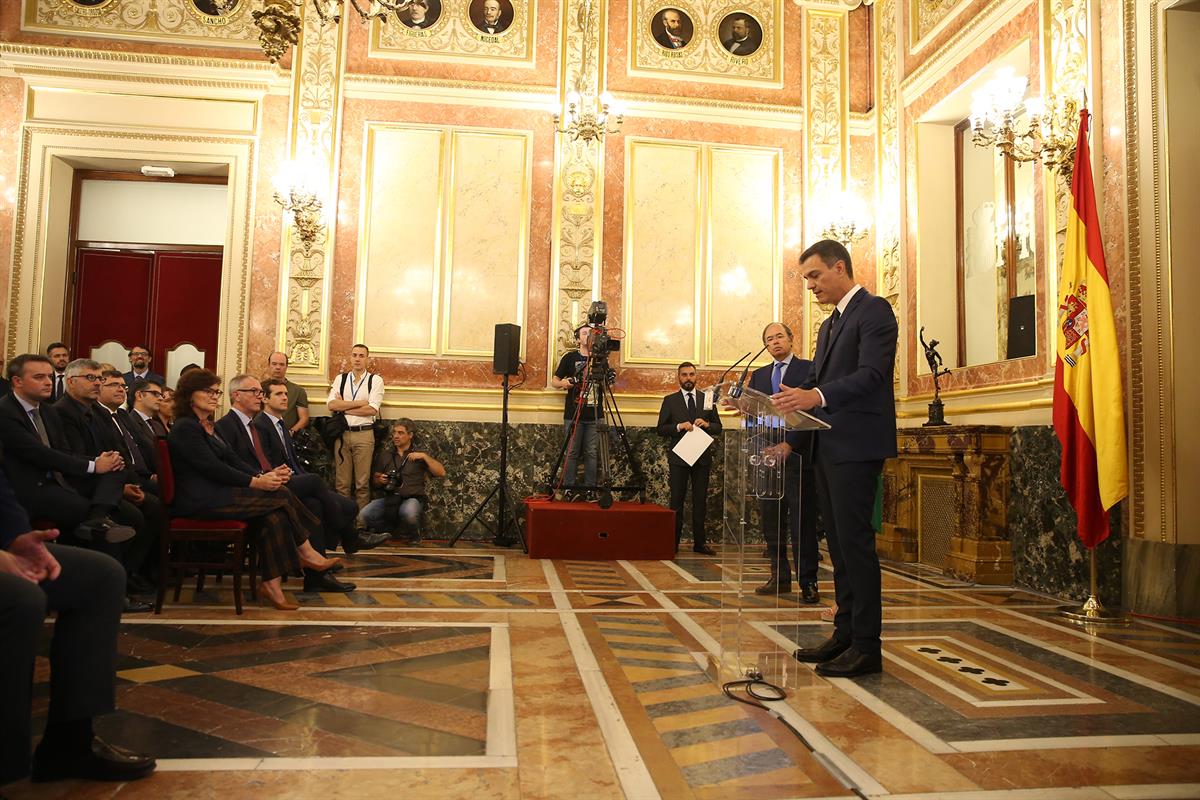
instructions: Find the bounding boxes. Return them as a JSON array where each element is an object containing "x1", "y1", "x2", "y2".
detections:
[
  {"x1": 111, "y1": 413, "x2": 142, "y2": 471},
  {"x1": 248, "y1": 423, "x2": 273, "y2": 472},
  {"x1": 772, "y1": 361, "x2": 785, "y2": 394},
  {"x1": 29, "y1": 408, "x2": 69, "y2": 487},
  {"x1": 277, "y1": 419, "x2": 300, "y2": 471},
  {"x1": 685, "y1": 391, "x2": 696, "y2": 421},
  {"x1": 830, "y1": 308, "x2": 841, "y2": 329},
  {"x1": 53, "y1": 374, "x2": 63, "y2": 401}
]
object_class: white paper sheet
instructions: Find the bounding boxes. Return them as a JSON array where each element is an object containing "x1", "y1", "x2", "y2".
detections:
[{"x1": 672, "y1": 426, "x2": 714, "y2": 466}]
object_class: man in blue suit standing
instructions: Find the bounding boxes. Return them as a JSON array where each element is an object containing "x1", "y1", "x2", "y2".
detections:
[
  {"x1": 748, "y1": 322, "x2": 819, "y2": 602},
  {"x1": 773, "y1": 239, "x2": 898, "y2": 678}
]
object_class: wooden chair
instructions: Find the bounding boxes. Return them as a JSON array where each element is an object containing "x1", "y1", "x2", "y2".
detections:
[{"x1": 154, "y1": 440, "x2": 256, "y2": 614}]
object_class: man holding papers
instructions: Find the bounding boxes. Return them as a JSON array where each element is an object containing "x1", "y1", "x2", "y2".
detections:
[{"x1": 656, "y1": 363, "x2": 722, "y2": 556}]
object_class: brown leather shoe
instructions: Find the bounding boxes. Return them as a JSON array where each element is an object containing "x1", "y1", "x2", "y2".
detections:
[{"x1": 754, "y1": 579, "x2": 792, "y2": 596}]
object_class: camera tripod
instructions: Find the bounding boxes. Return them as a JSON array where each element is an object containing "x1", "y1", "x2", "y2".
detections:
[
  {"x1": 450, "y1": 371, "x2": 525, "y2": 550},
  {"x1": 546, "y1": 355, "x2": 646, "y2": 508}
]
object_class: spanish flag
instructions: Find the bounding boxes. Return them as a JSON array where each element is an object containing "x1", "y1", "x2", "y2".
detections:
[{"x1": 1052, "y1": 110, "x2": 1128, "y2": 549}]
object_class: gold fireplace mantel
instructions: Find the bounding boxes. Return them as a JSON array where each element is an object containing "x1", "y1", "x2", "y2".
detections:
[{"x1": 880, "y1": 425, "x2": 1013, "y2": 584}]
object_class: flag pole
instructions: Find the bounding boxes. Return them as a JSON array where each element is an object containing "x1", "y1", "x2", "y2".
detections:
[{"x1": 1058, "y1": 544, "x2": 1127, "y2": 626}]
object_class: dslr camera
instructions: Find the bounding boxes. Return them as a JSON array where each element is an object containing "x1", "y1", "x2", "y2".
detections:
[{"x1": 382, "y1": 468, "x2": 403, "y2": 493}]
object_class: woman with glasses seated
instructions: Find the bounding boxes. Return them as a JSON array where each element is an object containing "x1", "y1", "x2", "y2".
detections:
[{"x1": 166, "y1": 369, "x2": 339, "y2": 610}]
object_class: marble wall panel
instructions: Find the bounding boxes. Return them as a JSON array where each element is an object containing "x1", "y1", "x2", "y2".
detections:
[
  {"x1": 359, "y1": 125, "x2": 445, "y2": 353},
  {"x1": 901, "y1": 3, "x2": 1049, "y2": 398},
  {"x1": 245, "y1": 93, "x2": 291, "y2": 375},
  {"x1": 331, "y1": 98, "x2": 553, "y2": 388},
  {"x1": 344, "y1": 0, "x2": 558, "y2": 86},
  {"x1": 707, "y1": 146, "x2": 780, "y2": 365},
  {"x1": 848, "y1": 5, "x2": 873, "y2": 113},
  {"x1": 0, "y1": 76, "x2": 23, "y2": 336},
  {"x1": 623, "y1": 139, "x2": 702, "y2": 364},
  {"x1": 444, "y1": 130, "x2": 530, "y2": 355},
  {"x1": 601, "y1": 117, "x2": 804, "y2": 395},
  {"x1": 849, "y1": 133, "x2": 877, "y2": 292},
  {"x1": 1009, "y1": 425, "x2": 1122, "y2": 605}
]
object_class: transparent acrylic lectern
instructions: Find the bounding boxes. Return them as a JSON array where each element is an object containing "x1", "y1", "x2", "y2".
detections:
[{"x1": 711, "y1": 381, "x2": 829, "y2": 687}]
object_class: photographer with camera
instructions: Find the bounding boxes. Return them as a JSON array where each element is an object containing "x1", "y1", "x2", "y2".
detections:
[
  {"x1": 551, "y1": 324, "x2": 602, "y2": 492},
  {"x1": 358, "y1": 419, "x2": 445, "y2": 543}
]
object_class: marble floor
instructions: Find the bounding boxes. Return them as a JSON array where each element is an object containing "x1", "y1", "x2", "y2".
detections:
[{"x1": 9, "y1": 541, "x2": 1200, "y2": 800}]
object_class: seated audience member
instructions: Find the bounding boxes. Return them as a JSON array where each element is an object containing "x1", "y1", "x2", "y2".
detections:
[
  {"x1": 258, "y1": 378, "x2": 389, "y2": 556},
  {"x1": 166, "y1": 369, "x2": 341, "y2": 610},
  {"x1": 0, "y1": 354, "x2": 133, "y2": 545},
  {"x1": 156, "y1": 387, "x2": 175, "y2": 432},
  {"x1": 96, "y1": 371, "x2": 157, "y2": 492},
  {"x1": 127, "y1": 379, "x2": 165, "y2": 471},
  {"x1": 265, "y1": 352, "x2": 310, "y2": 434},
  {"x1": 0, "y1": 470, "x2": 156, "y2": 788},
  {"x1": 359, "y1": 419, "x2": 445, "y2": 542},
  {"x1": 214, "y1": 375, "x2": 355, "y2": 593},
  {"x1": 54, "y1": 362, "x2": 158, "y2": 609},
  {"x1": 121, "y1": 346, "x2": 166, "y2": 400},
  {"x1": 46, "y1": 342, "x2": 69, "y2": 402}
]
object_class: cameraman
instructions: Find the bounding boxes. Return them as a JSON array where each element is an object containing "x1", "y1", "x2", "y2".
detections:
[
  {"x1": 358, "y1": 419, "x2": 445, "y2": 542},
  {"x1": 551, "y1": 325, "x2": 601, "y2": 489}
]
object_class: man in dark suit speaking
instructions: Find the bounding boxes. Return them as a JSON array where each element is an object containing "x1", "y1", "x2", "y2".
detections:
[
  {"x1": 748, "y1": 322, "x2": 819, "y2": 601},
  {"x1": 656, "y1": 362, "x2": 722, "y2": 556},
  {"x1": 773, "y1": 239, "x2": 897, "y2": 678}
]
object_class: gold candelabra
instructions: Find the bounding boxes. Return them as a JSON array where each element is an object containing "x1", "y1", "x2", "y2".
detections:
[
  {"x1": 554, "y1": 91, "x2": 623, "y2": 143},
  {"x1": 273, "y1": 159, "x2": 326, "y2": 256},
  {"x1": 219, "y1": 0, "x2": 414, "y2": 63},
  {"x1": 970, "y1": 68, "x2": 1081, "y2": 182},
  {"x1": 817, "y1": 191, "x2": 870, "y2": 248}
]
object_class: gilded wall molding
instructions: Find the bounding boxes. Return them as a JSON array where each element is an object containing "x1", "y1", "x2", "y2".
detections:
[
  {"x1": 614, "y1": 91, "x2": 803, "y2": 128},
  {"x1": 343, "y1": 73, "x2": 555, "y2": 107},
  {"x1": 276, "y1": 5, "x2": 349, "y2": 374},
  {"x1": 803, "y1": 7, "x2": 848, "y2": 355},
  {"x1": 909, "y1": 0, "x2": 969, "y2": 51},
  {"x1": 548, "y1": 0, "x2": 606, "y2": 362},
  {"x1": 22, "y1": 0, "x2": 260, "y2": 50},
  {"x1": 875, "y1": 0, "x2": 902, "y2": 385},
  {"x1": 900, "y1": 0, "x2": 1025, "y2": 104},
  {"x1": 370, "y1": 0, "x2": 536, "y2": 66},
  {"x1": 1122, "y1": 0, "x2": 1145, "y2": 540}
]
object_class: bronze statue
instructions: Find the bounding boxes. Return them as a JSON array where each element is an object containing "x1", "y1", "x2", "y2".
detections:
[{"x1": 920, "y1": 326, "x2": 951, "y2": 426}]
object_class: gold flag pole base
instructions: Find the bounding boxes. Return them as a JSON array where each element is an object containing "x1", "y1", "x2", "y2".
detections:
[{"x1": 1056, "y1": 546, "x2": 1128, "y2": 626}]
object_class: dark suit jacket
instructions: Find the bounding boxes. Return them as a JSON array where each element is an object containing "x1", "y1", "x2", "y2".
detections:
[
  {"x1": 213, "y1": 410, "x2": 265, "y2": 475},
  {"x1": 654, "y1": 30, "x2": 687, "y2": 48},
  {"x1": 125, "y1": 409, "x2": 160, "y2": 474},
  {"x1": 252, "y1": 413, "x2": 302, "y2": 472},
  {"x1": 749, "y1": 357, "x2": 815, "y2": 466},
  {"x1": 656, "y1": 390, "x2": 722, "y2": 468},
  {"x1": 92, "y1": 406, "x2": 155, "y2": 481},
  {"x1": 805, "y1": 288, "x2": 898, "y2": 464},
  {"x1": 0, "y1": 465, "x2": 32, "y2": 549},
  {"x1": 52, "y1": 395, "x2": 107, "y2": 459},
  {"x1": 122, "y1": 370, "x2": 167, "y2": 390},
  {"x1": 0, "y1": 394, "x2": 94, "y2": 498},
  {"x1": 166, "y1": 415, "x2": 254, "y2": 517}
]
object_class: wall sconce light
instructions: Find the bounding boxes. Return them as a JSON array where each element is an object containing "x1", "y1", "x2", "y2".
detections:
[
  {"x1": 554, "y1": 90, "x2": 623, "y2": 143},
  {"x1": 817, "y1": 190, "x2": 871, "y2": 247},
  {"x1": 273, "y1": 157, "x2": 326, "y2": 257},
  {"x1": 970, "y1": 67, "x2": 1080, "y2": 181}
]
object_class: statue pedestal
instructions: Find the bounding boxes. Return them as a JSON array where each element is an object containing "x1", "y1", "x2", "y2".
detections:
[{"x1": 880, "y1": 426, "x2": 1013, "y2": 585}]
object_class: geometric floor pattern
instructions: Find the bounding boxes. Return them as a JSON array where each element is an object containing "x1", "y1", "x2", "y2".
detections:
[{"x1": 13, "y1": 543, "x2": 1200, "y2": 800}]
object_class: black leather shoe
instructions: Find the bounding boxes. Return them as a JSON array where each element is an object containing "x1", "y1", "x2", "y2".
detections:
[
  {"x1": 303, "y1": 569, "x2": 356, "y2": 593},
  {"x1": 754, "y1": 579, "x2": 792, "y2": 596},
  {"x1": 793, "y1": 635, "x2": 850, "y2": 663},
  {"x1": 123, "y1": 596, "x2": 153, "y2": 613},
  {"x1": 800, "y1": 583, "x2": 820, "y2": 604},
  {"x1": 693, "y1": 545, "x2": 717, "y2": 556},
  {"x1": 814, "y1": 646, "x2": 882, "y2": 678},
  {"x1": 32, "y1": 736, "x2": 156, "y2": 783},
  {"x1": 354, "y1": 531, "x2": 391, "y2": 551},
  {"x1": 74, "y1": 517, "x2": 135, "y2": 545}
]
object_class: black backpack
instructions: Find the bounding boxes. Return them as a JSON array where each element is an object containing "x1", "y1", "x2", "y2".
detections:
[{"x1": 322, "y1": 371, "x2": 376, "y2": 451}]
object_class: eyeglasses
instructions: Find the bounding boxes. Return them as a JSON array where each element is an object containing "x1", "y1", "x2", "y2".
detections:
[
  {"x1": 69, "y1": 374, "x2": 102, "y2": 383},
  {"x1": 232, "y1": 388, "x2": 264, "y2": 397},
  {"x1": 199, "y1": 388, "x2": 222, "y2": 398},
  {"x1": 139, "y1": 390, "x2": 164, "y2": 398},
  {"x1": 103, "y1": 383, "x2": 127, "y2": 390}
]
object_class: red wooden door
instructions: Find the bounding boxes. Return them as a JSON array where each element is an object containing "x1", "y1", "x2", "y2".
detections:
[
  {"x1": 71, "y1": 249, "x2": 153, "y2": 359},
  {"x1": 149, "y1": 252, "x2": 222, "y2": 371},
  {"x1": 71, "y1": 248, "x2": 222, "y2": 373}
]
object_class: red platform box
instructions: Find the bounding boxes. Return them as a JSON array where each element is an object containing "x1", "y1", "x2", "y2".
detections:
[{"x1": 524, "y1": 500, "x2": 675, "y2": 560}]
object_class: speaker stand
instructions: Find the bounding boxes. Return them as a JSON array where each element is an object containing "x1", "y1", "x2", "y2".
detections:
[{"x1": 450, "y1": 372, "x2": 525, "y2": 551}]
